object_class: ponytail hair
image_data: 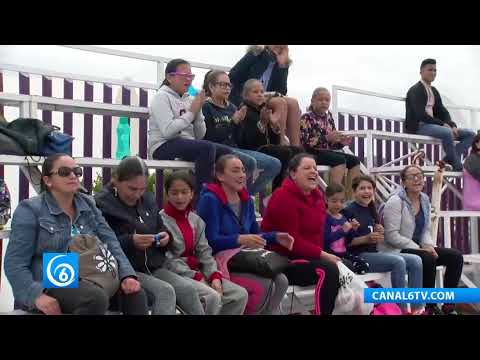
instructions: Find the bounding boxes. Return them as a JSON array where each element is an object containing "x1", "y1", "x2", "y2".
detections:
[
  {"x1": 162, "y1": 58, "x2": 190, "y2": 87},
  {"x1": 203, "y1": 70, "x2": 228, "y2": 97}
]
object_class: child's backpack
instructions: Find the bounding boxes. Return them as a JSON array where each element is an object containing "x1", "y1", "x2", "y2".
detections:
[{"x1": 0, "y1": 178, "x2": 11, "y2": 229}]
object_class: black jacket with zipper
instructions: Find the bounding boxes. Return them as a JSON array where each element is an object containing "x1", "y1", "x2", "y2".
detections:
[
  {"x1": 405, "y1": 81, "x2": 457, "y2": 134},
  {"x1": 229, "y1": 45, "x2": 290, "y2": 107},
  {"x1": 234, "y1": 101, "x2": 281, "y2": 151},
  {"x1": 94, "y1": 185, "x2": 169, "y2": 273}
]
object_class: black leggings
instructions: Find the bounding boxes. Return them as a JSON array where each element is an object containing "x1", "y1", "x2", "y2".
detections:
[
  {"x1": 284, "y1": 259, "x2": 340, "y2": 315},
  {"x1": 401, "y1": 247, "x2": 463, "y2": 306},
  {"x1": 309, "y1": 149, "x2": 360, "y2": 169},
  {"x1": 258, "y1": 144, "x2": 304, "y2": 190}
]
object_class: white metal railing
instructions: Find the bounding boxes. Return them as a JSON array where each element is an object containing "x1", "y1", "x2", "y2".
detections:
[
  {"x1": 331, "y1": 84, "x2": 480, "y2": 129},
  {"x1": 60, "y1": 45, "x2": 231, "y2": 90},
  {"x1": 0, "y1": 92, "x2": 149, "y2": 119},
  {"x1": 1, "y1": 45, "x2": 232, "y2": 94}
]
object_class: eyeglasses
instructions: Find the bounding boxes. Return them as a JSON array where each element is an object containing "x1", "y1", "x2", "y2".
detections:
[
  {"x1": 168, "y1": 72, "x2": 195, "y2": 80},
  {"x1": 404, "y1": 174, "x2": 424, "y2": 181},
  {"x1": 215, "y1": 82, "x2": 232, "y2": 89},
  {"x1": 49, "y1": 166, "x2": 83, "y2": 178}
]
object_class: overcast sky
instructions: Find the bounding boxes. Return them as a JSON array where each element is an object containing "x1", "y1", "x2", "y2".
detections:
[{"x1": 1, "y1": 45, "x2": 480, "y2": 124}]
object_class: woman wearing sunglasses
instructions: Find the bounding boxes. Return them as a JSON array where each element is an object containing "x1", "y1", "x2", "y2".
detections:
[
  {"x1": 4, "y1": 154, "x2": 148, "y2": 315},
  {"x1": 148, "y1": 59, "x2": 232, "y2": 199},
  {"x1": 381, "y1": 164, "x2": 464, "y2": 315}
]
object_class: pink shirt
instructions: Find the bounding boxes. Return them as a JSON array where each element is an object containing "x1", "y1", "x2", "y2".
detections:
[{"x1": 421, "y1": 80, "x2": 435, "y2": 117}]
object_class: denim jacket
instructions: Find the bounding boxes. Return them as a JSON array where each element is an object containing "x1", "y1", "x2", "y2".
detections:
[{"x1": 4, "y1": 191, "x2": 136, "y2": 309}]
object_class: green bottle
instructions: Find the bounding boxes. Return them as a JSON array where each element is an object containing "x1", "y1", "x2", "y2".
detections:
[{"x1": 115, "y1": 116, "x2": 131, "y2": 160}]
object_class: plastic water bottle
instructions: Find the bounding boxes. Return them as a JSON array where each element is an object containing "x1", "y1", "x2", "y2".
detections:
[
  {"x1": 115, "y1": 116, "x2": 131, "y2": 160},
  {"x1": 187, "y1": 85, "x2": 198, "y2": 97}
]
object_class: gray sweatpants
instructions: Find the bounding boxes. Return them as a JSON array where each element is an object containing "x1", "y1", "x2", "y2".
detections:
[
  {"x1": 184, "y1": 277, "x2": 248, "y2": 315},
  {"x1": 147, "y1": 268, "x2": 205, "y2": 315},
  {"x1": 136, "y1": 271, "x2": 176, "y2": 315}
]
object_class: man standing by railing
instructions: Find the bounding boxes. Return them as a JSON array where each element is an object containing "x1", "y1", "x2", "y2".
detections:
[{"x1": 405, "y1": 58, "x2": 476, "y2": 171}]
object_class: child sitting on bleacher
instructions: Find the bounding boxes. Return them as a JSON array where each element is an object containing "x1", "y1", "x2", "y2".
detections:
[
  {"x1": 202, "y1": 70, "x2": 281, "y2": 196},
  {"x1": 343, "y1": 175, "x2": 424, "y2": 315},
  {"x1": 324, "y1": 183, "x2": 369, "y2": 274},
  {"x1": 235, "y1": 79, "x2": 303, "y2": 191},
  {"x1": 160, "y1": 171, "x2": 248, "y2": 315}
]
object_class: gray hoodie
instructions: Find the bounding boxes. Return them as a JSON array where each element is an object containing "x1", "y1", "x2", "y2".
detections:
[
  {"x1": 379, "y1": 187, "x2": 434, "y2": 253},
  {"x1": 160, "y1": 209, "x2": 220, "y2": 281},
  {"x1": 147, "y1": 85, "x2": 206, "y2": 158}
]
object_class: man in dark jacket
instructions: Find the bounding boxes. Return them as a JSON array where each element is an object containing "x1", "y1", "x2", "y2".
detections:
[{"x1": 405, "y1": 58, "x2": 476, "y2": 171}]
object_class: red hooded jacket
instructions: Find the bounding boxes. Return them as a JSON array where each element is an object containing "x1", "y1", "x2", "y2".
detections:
[{"x1": 261, "y1": 177, "x2": 326, "y2": 260}]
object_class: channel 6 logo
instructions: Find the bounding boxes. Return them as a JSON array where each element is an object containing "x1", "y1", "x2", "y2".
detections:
[{"x1": 43, "y1": 253, "x2": 79, "y2": 288}]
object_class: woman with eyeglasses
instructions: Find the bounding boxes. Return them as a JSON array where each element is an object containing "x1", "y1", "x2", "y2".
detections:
[
  {"x1": 381, "y1": 165, "x2": 464, "y2": 315},
  {"x1": 148, "y1": 59, "x2": 232, "y2": 197},
  {"x1": 201, "y1": 70, "x2": 281, "y2": 196},
  {"x1": 228, "y1": 45, "x2": 301, "y2": 146},
  {"x1": 4, "y1": 154, "x2": 148, "y2": 315}
]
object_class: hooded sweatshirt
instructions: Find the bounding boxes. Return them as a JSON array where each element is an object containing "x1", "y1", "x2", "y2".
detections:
[
  {"x1": 148, "y1": 85, "x2": 206, "y2": 158},
  {"x1": 380, "y1": 187, "x2": 434, "y2": 253},
  {"x1": 94, "y1": 185, "x2": 169, "y2": 273},
  {"x1": 196, "y1": 183, "x2": 276, "y2": 254},
  {"x1": 160, "y1": 202, "x2": 222, "y2": 283},
  {"x1": 261, "y1": 177, "x2": 326, "y2": 260}
]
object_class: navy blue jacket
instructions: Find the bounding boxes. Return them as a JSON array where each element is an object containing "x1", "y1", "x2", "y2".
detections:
[{"x1": 229, "y1": 46, "x2": 290, "y2": 107}]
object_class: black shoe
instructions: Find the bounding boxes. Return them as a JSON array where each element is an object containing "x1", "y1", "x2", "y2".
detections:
[{"x1": 426, "y1": 305, "x2": 444, "y2": 315}]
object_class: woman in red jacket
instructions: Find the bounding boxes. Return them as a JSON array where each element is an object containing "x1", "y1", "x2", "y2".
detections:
[{"x1": 261, "y1": 153, "x2": 340, "y2": 315}]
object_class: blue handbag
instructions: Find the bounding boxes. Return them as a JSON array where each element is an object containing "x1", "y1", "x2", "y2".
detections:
[{"x1": 40, "y1": 130, "x2": 74, "y2": 156}]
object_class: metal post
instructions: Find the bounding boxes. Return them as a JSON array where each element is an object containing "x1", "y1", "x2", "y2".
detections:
[
  {"x1": 470, "y1": 110, "x2": 477, "y2": 131},
  {"x1": 331, "y1": 85, "x2": 338, "y2": 128},
  {"x1": 157, "y1": 61, "x2": 165, "y2": 90},
  {"x1": 471, "y1": 217, "x2": 479, "y2": 254},
  {"x1": 366, "y1": 131, "x2": 374, "y2": 170},
  {"x1": 443, "y1": 217, "x2": 451, "y2": 248}
]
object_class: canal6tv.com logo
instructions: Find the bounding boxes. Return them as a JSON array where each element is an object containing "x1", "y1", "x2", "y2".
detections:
[{"x1": 43, "y1": 253, "x2": 79, "y2": 288}]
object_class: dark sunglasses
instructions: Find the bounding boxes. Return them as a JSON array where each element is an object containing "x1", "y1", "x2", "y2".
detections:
[{"x1": 49, "y1": 166, "x2": 83, "y2": 178}]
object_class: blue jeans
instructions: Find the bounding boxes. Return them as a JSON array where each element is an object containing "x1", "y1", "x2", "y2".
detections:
[
  {"x1": 360, "y1": 252, "x2": 424, "y2": 309},
  {"x1": 232, "y1": 148, "x2": 282, "y2": 194},
  {"x1": 417, "y1": 123, "x2": 476, "y2": 170},
  {"x1": 360, "y1": 252, "x2": 423, "y2": 288}
]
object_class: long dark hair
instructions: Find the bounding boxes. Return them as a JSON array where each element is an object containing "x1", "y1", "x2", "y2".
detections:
[
  {"x1": 165, "y1": 171, "x2": 195, "y2": 193},
  {"x1": 214, "y1": 154, "x2": 242, "y2": 182},
  {"x1": 112, "y1": 156, "x2": 149, "y2": 183},
  {"x1": 41, "y1": 153, "x2": 70, "y2": 193},
  {"x1": 400, "y1": 164, "x2": 424, "y2": 181},
  {"x1": 352, "y1": 175, "x2": 379, "y2": 224},
  {"x1": 288, "y1": 153, "x2": 316, "y2": 174},
  {"x1": 472, "y1": 132, "x2": 480, "y2": 153},
  {"x1": 325, "y1": 182, "x2": 345, "y2": 198},
  {"x1": 203, "y1": 70, "x2": 227, "y2": 97},
  {"x1": 162, "y1": 58, "x2": 190, "y2": 87}
]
